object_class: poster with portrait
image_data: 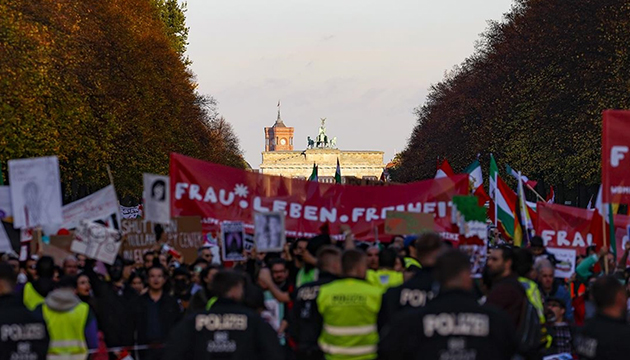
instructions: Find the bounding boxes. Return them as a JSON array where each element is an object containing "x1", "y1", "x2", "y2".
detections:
[
  {"x1": 8, "y1": 156, "x2": 63, "y2": 229},
  {"x1": 254, "y1": 212, "x2": 285, "y2": 252},
  {"x1": 221, "y1": 221, "x2": 245, "y2": 261},
  {"x1": 143, "y1": 173, "x2": 170, "y2": 224}
]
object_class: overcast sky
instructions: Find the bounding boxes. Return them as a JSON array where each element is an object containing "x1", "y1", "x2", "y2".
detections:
[{"x1": 185, "y1": 0, "x2": 514, "y2": 168}]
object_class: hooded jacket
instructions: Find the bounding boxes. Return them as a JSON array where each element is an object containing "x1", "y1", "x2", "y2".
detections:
[{"x1": 34, "y1": 288, "x2": 99, "y2": 349}]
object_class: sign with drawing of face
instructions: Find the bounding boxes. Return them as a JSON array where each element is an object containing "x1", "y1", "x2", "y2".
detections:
[
  {"x1": 8, "y1": 156, "x2": 63, "y2": 229},
  {"x1": 254, "y1": 212, "x2": 285, "y2": 253},
  {"x1": 221, "y1": 221, "x2": 245, "y2": 261},
  {"x1": 143, "y1": 173, "x2": 170, "y2": 224}
]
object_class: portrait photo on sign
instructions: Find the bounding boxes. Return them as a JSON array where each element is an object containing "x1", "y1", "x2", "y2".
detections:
[
  {"x1": 143, "y1": 173, "x2": 170, "y2": 224},
  {"x1": 221, "y1": 221, "x2": 246, "y2": 261},
  {"x1": 254, "y1": 211, "x2": 285, "y2": 252}
]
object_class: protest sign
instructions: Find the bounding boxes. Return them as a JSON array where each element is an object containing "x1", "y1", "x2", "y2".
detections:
[
  {"x1": 546, "y1": 248, "x2": 576, "y2": 278},
  {"x1": 121, "y1": 217, "x2": 203, "y2": 263},
  {"x1": 536, "y1": 202, "x2": 595, "y2": 253},
  {"x1": 602, "y1": 110, "x2": 630, "y2": 203},
  {"x1": 144, "y1": 174, "x2": 170, "y2": 224},
  {"x1": 120, "y1": 205, "x2": 142, "y2": 219},
  {"x1": 221, "y1": 221, "x2": 245, "y2": 261},
  {"x1": 8, "y1": 156, "x2": 63, "y2": 229},
  {"x1": 254, "y1": 212, "x2": 285, "y2": 252},
  {"x1": 61, "y1": 185, "x2": 120, "y2": 230},
  {"x1": 0, "y1": 186, "x2": 12, "y2": 219},
  {"x1": 71, "y1": 221, "x2": 121, "y2": 265},
  {"x1": 243, "y1": 234, "x2": 255, "y2": 252},
  {"x1": 170, "y1": 153, "x2": 469, "y2": 239},
  {"x1": 384, "y1": 211, "x2": 435, "y2": 235}
]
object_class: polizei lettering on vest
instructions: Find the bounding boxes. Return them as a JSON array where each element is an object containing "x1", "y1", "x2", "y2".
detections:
[
  {"x1": 332, "y1": 293, "x2": 367, "y2": 305},
  {"x1": 0, "y1": 323, "x2": 46, "y2": 341},
  {"x1": 195, "y1": 314, "x2": 248, "y2": 331},
  {"x1": 400, "y1": 289, "x2": 434, "y2": 307},
  {"x1": 422, "y1": 313, "x2": 489, "y2": 337}
]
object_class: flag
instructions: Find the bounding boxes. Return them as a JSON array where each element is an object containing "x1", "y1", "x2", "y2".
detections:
[
  {"x1": 308, "y1": 163, "x2": 318, "y2": 182},
  {"x1": 516, "y1": 171, "x2": 533, "y2": 246},
  {"x1": 464, "y1": 159, "x2": 490, "y2": 205},
  {"x1": 505, "y1": 164, "x2": 538, "y2": 188},
  {"x1": 587, "y1": 194, "x2": 594, "y2": 210},
  {"x1": 489, "y1": 155, "x2": 521, "y2": 241},
  {"x1": 590, "y1": 185, "x2": 616, "y2": 254},
  {"x1": 335, "y1": 158, "x2": 342, "y2": 184},
  {"x1": 435, "y1": 158, "x2": 455, "y2": 179},
  {"x1": 546, "y1": 186, "x2": 555, "y2": 203}
]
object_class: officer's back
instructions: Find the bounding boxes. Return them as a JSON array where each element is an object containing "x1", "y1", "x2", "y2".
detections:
[
  {"x1": 316, "y1": 249, "x2": 382, "y2": 360},
  {"x1": 291, "y1": 246, "x2": 342, "y2": 360},
  {"x1": 378, "y1": 232, "x2": 442, "y2": 331},
  {"x1": 0, "y1": 263, "x2": 49, "y2": 360},
  {"x1": 379, "y1": 250, "x2": 517, "y2": 360},
  {"x1": 574, "y1": 276, "x2": 630, "y2": 360},
  {"x1": 164, "y1": 270, "x2": 283, "y2": 360}
]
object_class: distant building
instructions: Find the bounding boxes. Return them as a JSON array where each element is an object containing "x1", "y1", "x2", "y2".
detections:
[{"x1": 259, "y1": 102, "x2": 385, "y2": 183}]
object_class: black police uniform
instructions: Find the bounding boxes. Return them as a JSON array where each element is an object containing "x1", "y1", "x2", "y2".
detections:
[
  {"x1": 378, "y1": 266, "x2": 437, "y2": 331},
  {"x1": 163, "y1": 297, "x2": 284, "y2": 360},
  {"x1": 379, "y1": 289, "x2": 517, "y2": 360},
  {"x1": 289, "y1": 272, "x2": 338, "y2": 360},
  {"x1": 0, "y1": 294, "x2": 49, "y2": 360},
  {"x1": 574, "y1": 314, "x2": 630, "y2": 360}
]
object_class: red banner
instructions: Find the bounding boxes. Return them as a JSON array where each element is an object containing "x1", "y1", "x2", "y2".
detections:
[
  {"x1": 602, "y1": 110, "x2": 630, "y2": 203},
  {"x1": 169, "y1": 153, "x2": 469, "y2": 239},
  {"x1": 536, "y1": 202, "x2": 595, "y2": 253}
]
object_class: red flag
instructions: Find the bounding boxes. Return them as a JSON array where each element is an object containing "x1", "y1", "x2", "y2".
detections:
[
  {"x1": 546, "y1": 186, "x2": 555, "y2": 203},
  {"x1": 435, "y1": 158, "x2": 455, "y2": 179}
]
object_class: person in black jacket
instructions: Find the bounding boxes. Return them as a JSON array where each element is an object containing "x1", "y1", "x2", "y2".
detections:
[
  {"x1": 574, "y1": 275, "x2": 630, "y2": 359},
  {"x1": 163, "y1": 270, "x2": 284, "y2": 360},
  {"x1": 0, "y1": 263, "x2": 49, "y2": 360},
  {"x1": 379, "y1": 250, "x2": 517, "y2": 360},
  {"x1": 290, "y1": 246, "x2": 342, "y2": 360},
  {"x1": 129, "y1": 265, "x2": 182, "y2": 360},
  {"x1": 378, "y1": 232, "x2": 442, "y2": 331}
]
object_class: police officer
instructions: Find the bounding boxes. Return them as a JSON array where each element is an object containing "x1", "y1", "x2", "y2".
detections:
[
  {"x1": 164, "y1": 270, "x2": 284, "y2": 360},
  {"x1": 22, "y1": 256, "x2": 56, "y2": 311},
  {"x1": 291, "y1": 246, "x2": 342, "y2": 360},
  {"x1": 574, "y1": 275, "x2": 630, "y2": 359},
  {"x1": 379, "y1": 249, "x2": 517, "y2": 360},
  {"x1": 366, "y1": 248, "x2": 404, "y2": 290},
  {"x1": 316, "y1": 249, "x2": 382, "y2": 360},
  {"x1": 0, "y1": 263, "x2": 49, "y2": 360},
  {"x1": 378, "y1": 232, "x2": 442, "y2": 330}
]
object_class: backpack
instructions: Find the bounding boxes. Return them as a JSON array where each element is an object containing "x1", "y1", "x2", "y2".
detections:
[{"x1": 516, "y1": 282, "x2": 543, "y2": 354}]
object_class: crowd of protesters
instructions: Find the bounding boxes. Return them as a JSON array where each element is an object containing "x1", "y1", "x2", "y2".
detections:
[{"x1": 2, "y1": 225, "x2": 630, "y2": 359}]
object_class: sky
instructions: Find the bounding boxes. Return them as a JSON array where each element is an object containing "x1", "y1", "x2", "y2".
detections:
[{"x1": 185, "y1": 0, "x2": 514, "y2": 168}]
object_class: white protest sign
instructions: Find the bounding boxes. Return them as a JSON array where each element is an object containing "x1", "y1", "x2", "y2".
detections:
[
  {"x1": 71, "y1": 220, "x2": 121, "y2": 265},
  {"x1": 221, "y1": 221, "x2": 245, "y2": 261},
  {"x1": 143, "y1": 174, "x2": 170, "y2": 224},
  {"x1": 0, "y1": 186, "x2": 12, "y2": 219},
  {"x1": 61, "y1": 185, "x2": 120, "y2": 230},
  {"x1": 546, "y1": 247, "x2": 576, "y2": 279},
  {"x1": 120, "y1": 205, "x2": 142, "y2": 219},
  {"x1": 8, "y1": 156, "x2": 63, "y2": 229},
  {"x1": 254, "y1": 212, "x2": 285, "y2": 252}
]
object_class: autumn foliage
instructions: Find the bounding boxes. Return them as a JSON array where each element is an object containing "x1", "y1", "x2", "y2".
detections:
[
  {"x1": 0, "y1": 0, "x2": 243, "y2": 201},
  {"x1": 393, "y1": 0, "x2": 630, "y2": 200}
]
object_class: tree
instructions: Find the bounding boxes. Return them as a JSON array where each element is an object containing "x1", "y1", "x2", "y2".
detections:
[
  {"x1": 151, "y1": 0, "x2": 190, "y2": 64},
  {"x1": 393, "y1": 0, "x2": 630, "y2": 204},
  {"x1": 0, "y1": 0, "x2": 243, "y2": 202}
]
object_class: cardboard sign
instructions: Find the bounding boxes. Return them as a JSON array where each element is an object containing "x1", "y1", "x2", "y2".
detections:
[
  {"x1": 8, "y1": 156, "x2": 63, "y2": 229},
  {"x1": 120, "y1": 217, "x2": 203, "y2": 264},
  {"x1": 384, "y1": 211, "x2": 435, "y2": 235},
  {"x1": 221, "y1": 221, "x2": 245, "y2": 261},
  {"x1": 143, "y1": 174, "x2": 170, "y2": 224},
  {"x1": 71, "y1": 221, "x2": 122, "y2": 265},
  {"x1": 254, "y1": 212, "x2": 285, "y2": 252},
  {"x1": 546, "y1": 247, "x2": 576, "y2": 279}
]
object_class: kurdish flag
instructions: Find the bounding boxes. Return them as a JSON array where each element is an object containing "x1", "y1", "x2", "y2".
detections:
[
  {"x1": 490, "y1": 155, "x2": 521, "y2": 241},
  {"x1": 335, "y1": 158, "x2": 342, "y2": 184},
  {"x1": 308, "y1": 163, "x2": 318, "y2": 182}
]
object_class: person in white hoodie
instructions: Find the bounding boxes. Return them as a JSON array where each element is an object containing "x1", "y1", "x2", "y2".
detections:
[{"x1": 34, "y1": 275, "x2": 99, "y2": 360}]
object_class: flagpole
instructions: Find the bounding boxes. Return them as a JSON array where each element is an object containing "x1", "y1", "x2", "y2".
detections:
[
  {"x1": 526, "y1": 184, "x2": 546, "y2": 202},
  {"x1": 602, "y1": 203, "x2": 609, "y2": 274}
]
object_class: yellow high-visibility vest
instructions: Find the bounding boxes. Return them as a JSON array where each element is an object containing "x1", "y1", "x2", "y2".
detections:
[
  {"x1": 23, "y1": 282, "x2": 45, "y2": 311},
  {"x1": 42, "y1": 302, "x2": 89, "y2": 360}
]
